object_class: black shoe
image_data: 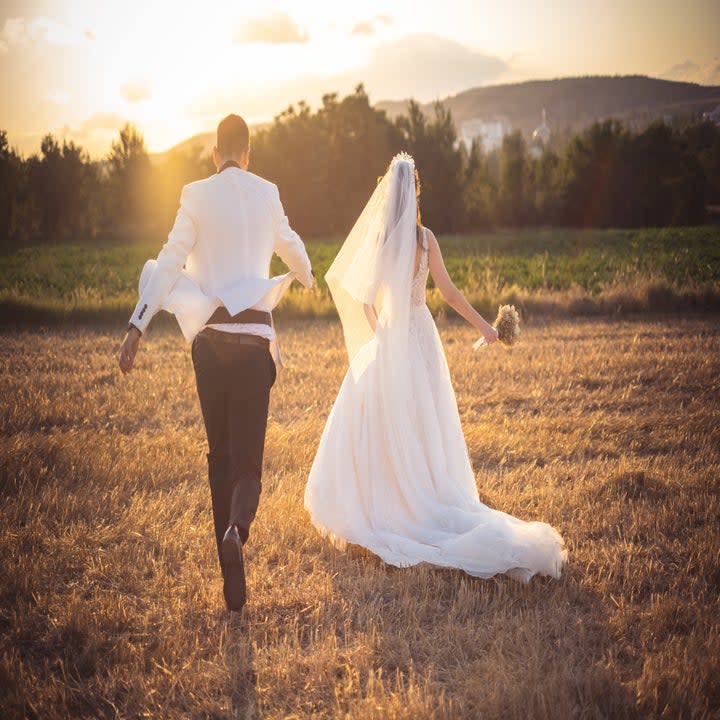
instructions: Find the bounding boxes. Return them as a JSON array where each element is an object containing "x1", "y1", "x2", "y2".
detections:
[{"x1": 222, "y1": 525, "x2": 247, "y2": 612}]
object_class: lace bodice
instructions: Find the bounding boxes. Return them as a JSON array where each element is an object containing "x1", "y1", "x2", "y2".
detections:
[{"x1": 411, "y1": 233, "x2": 430, "y2": 306}]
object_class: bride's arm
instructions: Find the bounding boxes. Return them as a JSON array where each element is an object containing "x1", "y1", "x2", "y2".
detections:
[
  {"x1": 426, "y1": 229, "x2": 498, "y2": 343},
  {"x1": 364, "y1": 303, "x2": 378, "y2": 331}
]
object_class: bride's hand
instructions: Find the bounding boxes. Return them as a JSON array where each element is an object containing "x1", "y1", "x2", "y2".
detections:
[{"x1": 472, "y1": 326, "x2": 497, "y2": 350}]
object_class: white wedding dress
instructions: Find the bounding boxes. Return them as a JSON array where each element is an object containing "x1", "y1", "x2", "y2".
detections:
[{"x1": 305, "y1": 155, "x2": 567, "y2": 581}]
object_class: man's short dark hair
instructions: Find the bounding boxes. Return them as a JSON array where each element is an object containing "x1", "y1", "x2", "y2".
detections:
[{"x1": 217, "y1": 114, "x2": 249, "y2": 156}]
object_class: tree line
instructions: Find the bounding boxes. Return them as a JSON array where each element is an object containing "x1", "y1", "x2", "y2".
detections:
[{"x1": 1, "y1": 85, "x2": 719, "y2": 247}]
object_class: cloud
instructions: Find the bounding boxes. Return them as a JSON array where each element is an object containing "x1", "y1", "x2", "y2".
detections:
[
  {"x1": 187, "y1": 34, "x2": 509, "y2": 126},
  {"x1": 60, "y1": 112, "x2": 128, "y2": 155},
  {"x1": 45, "y1": 89, "x2": 70, "y2": 105},
  {"x1": 121, "y1": 77, "x2": 152, "y2": 103},
  {"x1": 662, "y1": 60, "x2": 700, "y2": 82},
  {"x1": 351, "y1": 14, "x2": 394, "y2": 37},
  {"x1": 351, "y1": 22, "x2": 374, "y2": 37},
  {"x1": 0, "y1": 15, "x2": 89, "y2": 52},
  {"x1": 703, "y1": 61, "x2": 720, "y2": 86},
  {"x1": 661, "y1": 58, "x2": 720, "y2": 86},
  {"x1": 3, "y1": 113, "x2": 129, "y2": 158},
  {"x1": 234, "y1": 11, "x2": 308, "y2": 45},
  {"x1": 20, "y1": 113, "x2": 130, "y2": 157},
  {"x1": 0, "y1": 17, "x2": 30, "y2": 51},
  {"x1": 344, "y1": 34, "x2": 508, "y2": 100},
  {"x1": 78, "y1": 112, "x2": 127, "y2": 133}
]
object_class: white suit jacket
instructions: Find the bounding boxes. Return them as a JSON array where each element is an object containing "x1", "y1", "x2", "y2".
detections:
[{"x1": 129, "y1": 167, "x2": 313, "y2": 348}]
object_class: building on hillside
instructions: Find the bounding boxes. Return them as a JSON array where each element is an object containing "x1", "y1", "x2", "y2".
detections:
[
  {"x1": 703, "y1": 105, "x2": 720, "y2": 126},
  {"x1": 460, "y1": 117, "x2": 511, "y2": 153},
  {"x1": 529, "y1": 109, "x2": 551, "y2": 159}
]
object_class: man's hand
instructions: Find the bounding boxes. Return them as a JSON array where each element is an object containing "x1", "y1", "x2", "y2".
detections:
[{"x1": 119, "y1": 326, "x2": 141, "y2": 374}]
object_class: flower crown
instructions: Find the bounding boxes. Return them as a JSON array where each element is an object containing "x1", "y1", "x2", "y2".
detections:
[{"x1": 390, "y1": 151, "x2": 415, "y2": 170}]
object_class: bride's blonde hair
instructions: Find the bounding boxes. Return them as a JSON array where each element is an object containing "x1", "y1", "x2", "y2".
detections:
[{"x1": 414, "y1": 168, "x2": 423, "y2": 246}]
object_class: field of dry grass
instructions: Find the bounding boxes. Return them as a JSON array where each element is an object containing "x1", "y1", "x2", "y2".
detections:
[{"x1": 1, "y1": 316, "x2": 719, "y2": 719}]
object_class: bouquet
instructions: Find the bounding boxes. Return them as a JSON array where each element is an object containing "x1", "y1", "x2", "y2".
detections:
[{"x1": 473, "y1": 304, "x2": 520, "y2": 349}]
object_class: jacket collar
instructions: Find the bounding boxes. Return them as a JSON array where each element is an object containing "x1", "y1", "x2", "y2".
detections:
[{"x1": 217, "y1": 160, "x2": 241, "y2": 174}]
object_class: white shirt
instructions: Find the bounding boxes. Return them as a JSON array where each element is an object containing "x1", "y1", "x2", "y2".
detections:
[{"x1": 205, "y1": 322, "x2": 275, "y2": 340}]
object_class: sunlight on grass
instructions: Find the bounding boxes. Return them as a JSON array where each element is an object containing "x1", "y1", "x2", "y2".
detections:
[
  {"x1": 1, "y1": 227, "x2": 718, "y2": 324},
  {"x1": 1, "y1": 318, "x2": 718, "y2": 717}
]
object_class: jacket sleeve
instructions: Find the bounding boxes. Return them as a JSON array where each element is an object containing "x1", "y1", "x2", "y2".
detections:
[
  {"x1": 271, "y1": 185, "x2": 313, "y2": 288},
  {"x1": 129, "y1": 184, "x2": 198, "y2": 333}
]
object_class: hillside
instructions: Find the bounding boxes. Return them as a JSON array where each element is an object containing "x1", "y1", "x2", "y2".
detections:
[
  {"x1": 377, "y1": 75, "x2": 720, "y2": 135},
  {"x1": 155, "y1": 76, "x2": 720, "y2": 162},
  {"x1": 150, "y1": 122, "x2": 270, "y2": 164}
]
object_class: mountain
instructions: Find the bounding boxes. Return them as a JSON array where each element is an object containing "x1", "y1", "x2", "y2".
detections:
[
  {"x1": 153, "y1": 131, "x2": 215, "y2": 160},
  {"x1": 156, "y1": 76, "x2": 720, "y2": 161},
  {"x1": 376, "y1": 75, "x2": 720, "y2": 137},
  {"x1": 150, "y1": 122, "x2": 270, "y2": 164}
]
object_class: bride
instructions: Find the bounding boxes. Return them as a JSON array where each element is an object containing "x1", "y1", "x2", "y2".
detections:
[{"x1": 305, "y1": 153, "x2": 567, "y2": 581}]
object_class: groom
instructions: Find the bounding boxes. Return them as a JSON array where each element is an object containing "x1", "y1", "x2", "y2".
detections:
[{"x1": 118, "y1": 114, "x2": 315, "y2": 612}]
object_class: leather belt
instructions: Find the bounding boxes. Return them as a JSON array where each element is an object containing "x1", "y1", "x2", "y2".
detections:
[
  {"x1": 206, "y1": 307, "x2": 272, "y2": 326},
  {"x1": 200, "y1": 327, "x2": 270, "y2": 349}
]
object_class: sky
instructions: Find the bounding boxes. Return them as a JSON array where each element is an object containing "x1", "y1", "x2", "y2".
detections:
[{"x1": 1, "y1": 0, "x2": 719, "y2": 157}]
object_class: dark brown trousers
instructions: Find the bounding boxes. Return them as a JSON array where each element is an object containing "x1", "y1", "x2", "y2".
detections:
[{"x1": 191, "y1": 328, "x2": 276, "y2": 575}]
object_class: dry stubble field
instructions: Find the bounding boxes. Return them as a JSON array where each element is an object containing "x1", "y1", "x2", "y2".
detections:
[{"x1": 1, "y1": 316, "x2": 719, "y2": 719}]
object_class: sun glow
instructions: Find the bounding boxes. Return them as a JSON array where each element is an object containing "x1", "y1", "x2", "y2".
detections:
[
  {"x1": 2, "y1": 0, "x2": 718, "y2": 157},
  {"x1": 2, "y1": 0, "x2": 379, "y2": 155}
]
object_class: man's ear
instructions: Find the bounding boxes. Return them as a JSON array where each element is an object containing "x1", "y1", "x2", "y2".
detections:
[
  {"x1": 241, "y1": 147, "x2": 250, "y2": 169},
  {"x1": 212, "y1": 146, "x2": 220, "y2": 169}
]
